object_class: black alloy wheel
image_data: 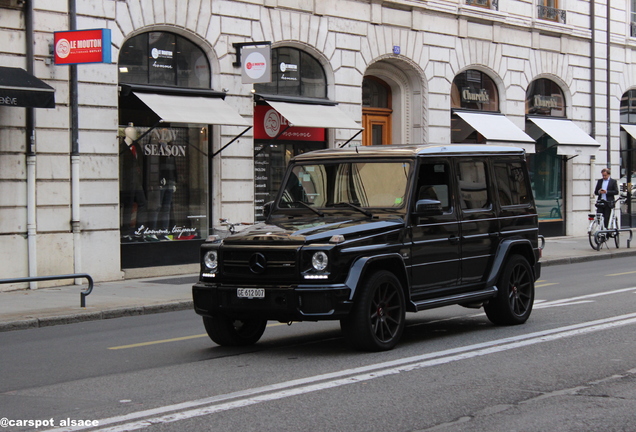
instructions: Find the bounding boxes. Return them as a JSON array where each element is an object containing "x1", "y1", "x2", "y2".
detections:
[
  {"x1": 341, "y1": 270, "x2": 406, "y2": 351},
  {"x1": 484, "y1": 255, "x2": 534, "y2": 325}
]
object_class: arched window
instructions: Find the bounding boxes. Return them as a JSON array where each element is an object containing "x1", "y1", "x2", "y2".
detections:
[
  {"x1": 526, "y1": 78, "x2": 565, "y2": 117},
  {"x1": 363, "y1": 76, "x2": 391, "y2": 109},
  {"x1": 451, "y1": 70, "x2": 499, "y2": 112},
  {"x1": 621, "y1": 89, "x2": 636, "y2": 124},
  {"x1": 118, "y1": 32, "x2": 211, "y2": 89},
  {"x1": 254, "y1": 47, "x2": 327, "y2": 99}
]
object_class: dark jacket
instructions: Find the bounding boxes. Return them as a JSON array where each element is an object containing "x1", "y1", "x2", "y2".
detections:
[{"x1": 594, "y1": 177, "x2": 619, "y2": 202}]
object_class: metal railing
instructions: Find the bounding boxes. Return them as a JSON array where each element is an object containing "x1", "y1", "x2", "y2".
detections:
[
  {"x1": 537, "y1": 5, "x2": 566, "y2": 24},
  {"x1": 465, "y1": 0, "x2": 499, "y2": 11},
  {"x1": 0, "y1": 273, "x2": 94, "y2": 307}
]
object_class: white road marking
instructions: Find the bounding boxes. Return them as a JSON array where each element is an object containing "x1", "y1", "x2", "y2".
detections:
[
  {"x1": 42, "y1": 310, "x2": 636, "y2": 432},
  {"x1": 534, "y1": 286, "x2": 636, "y2": 309}
]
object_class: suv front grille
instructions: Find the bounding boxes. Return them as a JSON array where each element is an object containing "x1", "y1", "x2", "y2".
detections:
[{"x1": 221, "y1": 247, "x2": 298, "y2": 280}]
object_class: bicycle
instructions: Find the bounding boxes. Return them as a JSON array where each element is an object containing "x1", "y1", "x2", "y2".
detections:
[{"x1": 587, "y1": 197, "x2": 627, "y2": 250}]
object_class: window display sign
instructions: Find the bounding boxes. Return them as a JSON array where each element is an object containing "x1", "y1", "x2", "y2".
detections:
[
  {"x1": 253, "y1": 105, "x2": 325, "y2": 141},
  {"x1": 54, "y1": 29, "x2": 112, "y2": 65}
]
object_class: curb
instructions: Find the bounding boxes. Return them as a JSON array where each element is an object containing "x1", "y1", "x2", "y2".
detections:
[
  {"x1": 2, "y1": 247, "x2": 636, "y2": 333},
  {"x1": 540, "y1": 248, "x2": 636, "y2": 267},
  {"x1": 0, "y1": 300, "x2": 193, "y2": 333}
]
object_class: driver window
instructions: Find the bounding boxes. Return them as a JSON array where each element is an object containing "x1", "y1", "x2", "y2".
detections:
[{"x1": 415, "y1": 161, "x2": 451, "y2": 212}]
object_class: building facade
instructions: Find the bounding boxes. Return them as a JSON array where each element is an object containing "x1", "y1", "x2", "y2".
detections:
[{"x1": 1, "y1": 0, "x2": 635, "y2": 289}]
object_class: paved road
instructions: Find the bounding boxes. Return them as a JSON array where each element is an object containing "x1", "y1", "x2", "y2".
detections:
[{"x1": 1, "y1": 256, "x2": 635, "y2": 432}]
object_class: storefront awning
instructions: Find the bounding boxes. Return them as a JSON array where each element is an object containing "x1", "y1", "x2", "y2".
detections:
[
  {"x1": 133, "y1": 92, "x2": 250, "y2": 126},
  {"x1": 621, "y1": 124, "x2": 636, "y2": 140},
  {"x1": 454, "y1": 111, "x2": 535, "y2": 153},
  {"x1": 264, "y1": 100, "x2": 362, "y2": 130},
  {"x1": 527, "y1": 117, "x2": 600, "y2": 159},
  {"x1": 0, "y1": 67, "x2": 55, "y2": 108}
]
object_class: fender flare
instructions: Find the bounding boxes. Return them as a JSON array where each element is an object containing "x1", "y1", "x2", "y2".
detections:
[
  {"x1": 344, "y1": 253, "x2": 408, "y2": 301},
  {"x1": 486, "y1": 238, "x2": 535, "y2": 288}
]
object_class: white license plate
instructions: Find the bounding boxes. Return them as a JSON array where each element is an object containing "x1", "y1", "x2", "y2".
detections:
[{"x1": 237, "y1": 288, "x2": 265, "y2": 299}]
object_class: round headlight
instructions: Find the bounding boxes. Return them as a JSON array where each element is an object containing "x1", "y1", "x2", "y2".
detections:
[
  {"x1": 311, "y1": 251, "x2": 328, "y2": 271},
  {"x1": 204, "y1": 250, "x2": 218, "y2": 270}
]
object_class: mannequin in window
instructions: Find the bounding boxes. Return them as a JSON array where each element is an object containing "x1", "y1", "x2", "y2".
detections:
[
  {"x1": 147, "y1": 127, "x2": 178, "y2": 240},
  {"x1": 119, "y1": 122, "x2": 147, "y2": 241}
]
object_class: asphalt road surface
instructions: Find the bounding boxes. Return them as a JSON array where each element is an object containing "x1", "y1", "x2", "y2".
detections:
[{"x1": 1, "y1": 257, "x2": 636, "y2": 432}]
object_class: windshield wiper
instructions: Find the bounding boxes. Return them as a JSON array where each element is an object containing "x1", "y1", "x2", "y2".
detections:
[
  {"x1": 285, "y1": 201, "x2": 324, "y2": 217},
  {"x1": 330, "y1": 202, "x2": 373, "y2": 217}
]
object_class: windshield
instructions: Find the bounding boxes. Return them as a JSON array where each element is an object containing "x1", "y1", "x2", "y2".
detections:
[{"x1": 278, "y1": 160, "x2": 411, "y2": 211}]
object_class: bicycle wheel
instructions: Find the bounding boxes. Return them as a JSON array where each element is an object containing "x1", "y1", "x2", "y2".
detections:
[{"x1": 588, "y1": 218, "x2": 603, "y2": 250}]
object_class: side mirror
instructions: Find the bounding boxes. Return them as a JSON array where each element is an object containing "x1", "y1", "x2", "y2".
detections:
[
  {"x1": 263, "y1": 201, "x2": 274, "y2": 218},
  {"x1": 415, "y1": 199, "x2": 443, "y2": 216}
]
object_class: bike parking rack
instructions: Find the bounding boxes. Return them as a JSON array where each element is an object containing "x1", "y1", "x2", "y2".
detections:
[
  {"x1": 593, "y1": 228, "x2": 633, "y2": 251},
  {"x1": 0, "y1": 274, "x2": 94, "y2": 307}
]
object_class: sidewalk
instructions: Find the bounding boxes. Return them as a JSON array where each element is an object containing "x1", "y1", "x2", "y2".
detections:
[{"x1": 1, "y1": 235, "x2": 635, "y2": 332}]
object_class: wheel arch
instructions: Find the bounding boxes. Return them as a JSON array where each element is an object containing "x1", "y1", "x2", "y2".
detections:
[
  {"x1": 486, "y1": 239, "x2": 536, "y2": 288},
  {"x1": 344, "y1": 254, "x2": 409, "y2": 302}
]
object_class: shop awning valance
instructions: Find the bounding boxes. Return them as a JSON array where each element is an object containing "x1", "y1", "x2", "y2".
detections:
[
  {"x1": 0, "y1": 67, "x2": 55, "y2": 108},
  {"x1": 454, "y1": 111, "x2": 535, "y2": 153},
  {"x1": 264, "y1": 100, "x2": 362, "y2": 130},
  {"x1": 527, "y1": 117, "x2": 600, "y2": 159},
  {"x1": 133, "y1": 92, "x2": 250, "y2": 126}
]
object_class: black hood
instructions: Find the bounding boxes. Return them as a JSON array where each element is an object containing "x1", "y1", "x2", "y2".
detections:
[{"x1": 221, "y1": 215, "x2": 405, "y2": 245}]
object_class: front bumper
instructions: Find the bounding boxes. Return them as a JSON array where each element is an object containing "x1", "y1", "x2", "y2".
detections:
[{"x1": 192, "y1": 282, "x2": 353, "y2": 322}]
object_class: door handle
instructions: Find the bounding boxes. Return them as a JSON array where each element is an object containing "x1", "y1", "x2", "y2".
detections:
[{"x1": 449, "y1": 235, "x2": 460, "y2": 244}]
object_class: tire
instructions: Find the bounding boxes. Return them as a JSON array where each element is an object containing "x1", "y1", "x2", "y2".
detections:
[
  {"x1": 484, "y1": 255, "x2": 534, "y2": 326},
  {"x1": 588, "y1": 219, "x2": 602, "y2": 251},
  {"x1": 202, "y1": 315, "x2": 267, "y2": 346},
  {"x1": 341, "y1": 270, "x2": 406, "y2": 352}
]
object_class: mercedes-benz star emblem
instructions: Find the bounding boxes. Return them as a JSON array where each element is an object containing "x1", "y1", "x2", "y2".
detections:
[{"x1": 249, "y1": 253, "x2": 267, "y2": 274}]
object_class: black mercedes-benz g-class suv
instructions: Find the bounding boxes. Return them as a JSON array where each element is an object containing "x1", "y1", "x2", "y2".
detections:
[{"x1": 193, "y1": 144, "x2": 541, "y2": 351}]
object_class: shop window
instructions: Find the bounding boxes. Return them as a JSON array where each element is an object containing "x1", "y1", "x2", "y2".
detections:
[
  {"x1": 118, "y1": 32, "x2": 210, "y2": 89},
  {"x1": 254, "y1": 47, "x2": 327, "y2": 99},
  {"x1": 118, "y1": 32, "x2": 212, "y2": 250},
  {"x1": 451, "y1": 70, "x2": 499, "y2": 143},
  {"x1": 451, "y1": 70, "x2": 498, "y2": 112},
  {"x1": 118, "y1": 123, "x2": 209, "y2": 244},
  {"x1": 526, "y1": 78, "x2": 565, "y2": 117},
  {"x1": 620, "y1": 89, "x2": 636, "y2": 124}
]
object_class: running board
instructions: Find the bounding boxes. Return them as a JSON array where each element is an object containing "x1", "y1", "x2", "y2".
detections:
[{"x1": 410, "y1": 286, "x2": 498, "y2": 312}]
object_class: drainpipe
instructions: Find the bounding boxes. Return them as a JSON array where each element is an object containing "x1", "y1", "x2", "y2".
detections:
[
  {"x1": 590, "y1": 0, "x2": 596, "y2": 140},
  {"x1": 25, "y1": 0, "x2": 37, "y2": 289},
  {"x1": 606, "y1": 0, "x2": 612, "y2": 167},
  {"x1": 69, "y1": 0, "x2": 82, "y2": 282},
  {"x1": 589, "y1": 0, "x2": 597, "y2": 215},
  {"x1": 590, "y1": 155, "x2": 596, "y2": 213}
]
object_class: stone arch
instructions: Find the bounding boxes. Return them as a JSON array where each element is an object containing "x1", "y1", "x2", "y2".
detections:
[{"x1": 364, "y1": 55, "x2": 427, "y2": 144}]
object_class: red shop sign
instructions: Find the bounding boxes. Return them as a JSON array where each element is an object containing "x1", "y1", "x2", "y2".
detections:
[
  {"x1": 54, "y1": 29, "x2": 112, "y2": 65},
  {"x1": 254, "y1": 105, "x2": 325, "y2": 142}
]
